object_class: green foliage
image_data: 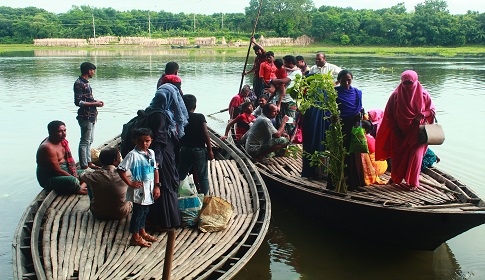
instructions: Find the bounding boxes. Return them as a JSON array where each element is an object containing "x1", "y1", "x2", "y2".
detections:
[
  {"x1": 0, "y1": 1, "x2": 485, "y2": 46},
  {"x1": 288, "y1": 74, "x2": 347, "y2": 193}
]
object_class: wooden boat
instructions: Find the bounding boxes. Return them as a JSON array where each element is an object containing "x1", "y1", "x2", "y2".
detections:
[
  {"x1": 170, "y1": 45, "x2": 201, "y2": 49},
  {"x1": 219, "y1": 128, "x2": 485, "y2": 251},
  {"x1": 12, "y1": 130, "x2": 270, "y2": 280}
]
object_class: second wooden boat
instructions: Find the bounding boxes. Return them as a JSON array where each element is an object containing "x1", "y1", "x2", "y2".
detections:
[
  {"x1": 12, "y1": 129, "x2": 270, "y2": 280},
  {"x1": 220, "y1": 128, "x2": 485, "y2": 251}
]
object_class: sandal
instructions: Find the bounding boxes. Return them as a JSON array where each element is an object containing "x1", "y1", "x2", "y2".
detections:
[
  {"x1": 130, "y1": 236, "x2": 151, "y2": 247},
  {"x1": 409, "y1": 185, "x2": 419, "y2": 191},
  {"x1": 141, "y1": 233, "x2": 158, "y2": 242}
]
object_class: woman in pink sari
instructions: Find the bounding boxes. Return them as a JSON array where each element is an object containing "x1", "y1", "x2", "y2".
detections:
[{"x1": 375, "y1": 70, "x2": 435, "y2": 191}]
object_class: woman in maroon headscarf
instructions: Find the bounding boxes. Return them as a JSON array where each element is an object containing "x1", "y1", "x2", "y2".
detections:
[{"x1": 375, "y1": 70, "x2": 435, "y2": 191}]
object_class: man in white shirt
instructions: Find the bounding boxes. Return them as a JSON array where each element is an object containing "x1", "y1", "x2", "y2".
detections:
[{"x1": 308, "y1": 53, "x2": 342, "y2": 79}]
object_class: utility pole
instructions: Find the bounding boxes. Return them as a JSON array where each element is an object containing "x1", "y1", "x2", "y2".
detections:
[
  {"x1": 193, "y1": 13, "x2": 196, "y2": 32},
  {"x1": 148, "y1": 14, "x2": 151, "y2": 38},
  {"x1": 221, "y1": 13, "x2": 224, "y2": 29},
  {"x1": 92, "y1": 14, "x2": 96, "y2": 46}
]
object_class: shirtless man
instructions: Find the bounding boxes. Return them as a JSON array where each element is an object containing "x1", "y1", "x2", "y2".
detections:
[{"x1": 36, "y1": 120, "x2": 88, "y2": 195}]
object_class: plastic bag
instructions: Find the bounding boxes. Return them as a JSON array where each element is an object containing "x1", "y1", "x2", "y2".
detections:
[
  {"x1": 198, "y1": 196, "x2": 233, "y2": 233},
  {"x1": 349, "y1": 126, "x2": 369, "y2": 153},
  {"x1": 178, "y1": 174, "x2": 197, "y2": 197},
  {"x1": 178, "y1": 194, "x2": 204, "y2": 227}
]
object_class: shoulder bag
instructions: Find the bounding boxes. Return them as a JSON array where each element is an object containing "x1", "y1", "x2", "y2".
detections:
[{"x1": 418, "y1": 116, "x2": 445, "y2": 145}]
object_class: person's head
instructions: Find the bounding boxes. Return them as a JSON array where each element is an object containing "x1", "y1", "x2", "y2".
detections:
[
  {"x1": 165, "y1": 62, "x2": 179, "y2": 75},
  {"x1": 99, "y1": 147, "x2": 121, "y2": 167},
  {"x1": 337, "y1": 69, "x2": 353, "y2": 89},
  {"x1": 132, "y1": 128, "x2": 153, "y2": 151},
  {"x1": 361, "y1": 120, "x2": 373, "y2": 134},
  {"x1": 258, "y1": 94, "x2": 269, "y2": 107},
  {"x1": 80, "y1": 62, "x2": 96, "y2": 78},
  {"x1": 182, "y1": 94, "x2": 197, "y2": 112},
  {"x1": 315, "y1": 53, "x2": 327, "y2": 67},
  {"x1": 240, "y1": 85, "x2": 251, "y2": 97},
  {"x1": 265, "y1": 51, "x2": 275, "y2": 63},
  {"x1": 282, "y1": 55, "x2": 297, "y2": 68},
  {"x1": 400, "y1": 70, "x2": 418, "y2": 88},
  {"x1": 296, "y1": 55, "x2": 305, "y2": 67},
  {"x1": 47, "y1": 120, "x2": 67, "y2": 142},
  {"x1": 241, "y1": 101, "x2": 254, "y2": 114},
  {"x1": 274, "y1": 58, "x2": 284, "y2": 69},
  {"x1": 253, "y1": 44, "x2": 263, "y2": 56},
  {"x1": 262, "y1": 103, "x2": 278, "y2": 119}
]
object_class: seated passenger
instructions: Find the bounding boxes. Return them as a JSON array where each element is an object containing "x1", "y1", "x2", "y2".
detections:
[
  {"x1": 80, "y1": 147, "x2": 132, "y2": 220},
  {"x1": 228, "y1": 85, "x2": 251, "y2": 119},
  {"x1": 252, "y1": 94, "x2": 269, "y2": 117},
  {"x1": 367, "y1": 108, "x2": 384, "y2": 138},
  {"x1": 36, "y1": 120, "x2": 88, "y2": 195},
  {"x1": 221, "y1": 101, "x2": 256, "y2": 141},
  {"x1": 243, "y1": 103, "x2": 290, "y2": 161},
  {"x1": 421, "y1": 148, "x2": 440, "y2": 170},
  {"x1": 361, "y1": 120, "x2": 387, "y2": 185}
]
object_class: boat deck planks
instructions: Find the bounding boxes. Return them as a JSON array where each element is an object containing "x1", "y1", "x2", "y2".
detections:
[
  {"x1": 254, "y1": 152, "x2": 485, "y2": 212},
  {"x1": 13, "y1": 132, "x2": 271, "y2": 279}
]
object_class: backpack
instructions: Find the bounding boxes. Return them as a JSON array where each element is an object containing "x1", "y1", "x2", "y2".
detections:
[{"x1": 120, "y1": 109, "x2": 163, "y2": 157}]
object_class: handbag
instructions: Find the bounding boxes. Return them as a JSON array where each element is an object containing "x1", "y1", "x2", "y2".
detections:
[
  {"x1": 418, "y1": 117, "x2": 445, "y2": 145},
  {"x1": 349, "y1": 122, "x2": 369, "y2": 153}
]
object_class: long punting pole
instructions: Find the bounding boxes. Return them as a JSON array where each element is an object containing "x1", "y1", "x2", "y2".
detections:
[
  {"x1": 238, "y1": 0, "x2": 264, "y2": 94},
  {"x1": 162, "y1": 229, "x2": 176, "y2": 280}
]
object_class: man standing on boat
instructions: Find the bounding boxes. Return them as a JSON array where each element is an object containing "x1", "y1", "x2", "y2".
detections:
[
  {"x1": 74, "y1": 62, "x2": 104, "y2": 169},
  {"x1": 36, "y1": 120, "x2": 88, "y2": 195},
  {"x1": 308, "y1": 53, "x2": 342, "y2": 80},
  {"x1": 243, "y1": 37, "x2": 267, "y2": 97}
]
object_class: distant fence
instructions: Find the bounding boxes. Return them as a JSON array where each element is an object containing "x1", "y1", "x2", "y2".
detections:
[{"x1": 259, "y1": 35, "x2": 314, "y2": 46}]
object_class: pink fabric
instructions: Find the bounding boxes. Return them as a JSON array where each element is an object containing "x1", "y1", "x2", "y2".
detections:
[
  {"x1": 375, "y1": 70, "x2": 435, "y2": 187},
  {"x1": 368, "y1": 109, "x2": 384, "y2": 132},
  {"x1": 365, "y1": 134, "x2": 376, "y2": 154}
]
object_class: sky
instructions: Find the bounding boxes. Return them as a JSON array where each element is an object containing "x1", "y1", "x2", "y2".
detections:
[{"x1": 1, "y1": 0, "x2": 484, "y2": 15}]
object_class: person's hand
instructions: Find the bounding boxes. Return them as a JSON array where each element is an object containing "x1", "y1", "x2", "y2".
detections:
[
  {"x1": 413, "y1": 113, "x2": 424, "y2": 123},
  {"x1": 251, "y1": 36, "x2": 256, "y2": 44},
  {"x1": 130, "y1": 181, "x2": 143, "y2": 189},
  {"x1": 153, "y1": 185, "x2": 160, "y2": 200},
  {"x1": 242, "y1": 72, "x2": 246, "y2": 76},
  {"x1": 220, "y1": 135, "x2": 228, "y2": 140},
  {"x1": 329, "y1": 115, "x2": 338, "y2": 123},
  {"x1": 282, "y1": 115, "x2": 289, "y2": 123},
  {"x1": 97, "y1": 100, "x2": 104, "y2": 107}
]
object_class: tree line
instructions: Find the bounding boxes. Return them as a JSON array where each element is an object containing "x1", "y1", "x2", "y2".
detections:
[{"x1": 0, "y1": 0, "x2": 484, "y2": 46}]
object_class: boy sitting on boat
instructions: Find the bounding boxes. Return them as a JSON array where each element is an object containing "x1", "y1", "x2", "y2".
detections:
[
  {"x1": 36, "y1": 120, "x2": 88, "y2": 195},
  {"x1": 117, "y1": 128, "x2": 160, "y2": 247},
  {"x1": 221, "y1": 101, "x2": 256, "y2": 142}
]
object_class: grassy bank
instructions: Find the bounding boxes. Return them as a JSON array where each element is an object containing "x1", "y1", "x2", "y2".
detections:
[{"x1": 1, "y1": 43, "x2": 485, "y2": 57}]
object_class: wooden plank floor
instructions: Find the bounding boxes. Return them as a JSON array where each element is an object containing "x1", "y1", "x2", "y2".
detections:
[
  {"x1": 39, "y1": 159, "x2": 254, "y2": 280},
  {"x1": 257, "y1": 154, "x2": 485, "y2": 211}
]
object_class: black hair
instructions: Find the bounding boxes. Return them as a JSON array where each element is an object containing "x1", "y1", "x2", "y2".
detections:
[
  {"x1": 165, "y1": 61, "x2": 179, "y2": 75},
  {"x1": 241, "y1": 101, "x2": 253, "y2": 111},
  {"x1": 99, "y1": 147, "x2": 120, "y2": 166},
  {"x1": 132, "y1": 128, "x2": 152, "y2": 140},
  {"x1": 337, "y1": 69, "x2": 353, "y2": 81},
  {"x1": 274, "y1": 58, "x2": 284, "y2": 68},
  {"x1": 253, "y1": 45, "x2": 262, "y2": 51},
  {"x1": 47, "y1": 120, "x2": 65, "y2": 136},
  {"x1": 258, "y1": 94, "x2": 269, "y2": 100},
  {"x1": 80, "y1": 62, "x2": 96, "y2": 75},
  {"x1": 262, "y1": 103, "x2": 273, "y2": 115},
  {"x1": 361, "y1": 120, "x2": 373, "y2": 133},
  {"x1": 283, "y1": 55, "x2": 297, "y2": 66},
  {"x1": 182, "y1": 94, "x2": 197, "y2": 111},
  {"x1": 296, "y1": 55, "x2": 304, "y2": 61},
  {"x1": 265, "y1": 51, "x2": 274, "y2": 57}
]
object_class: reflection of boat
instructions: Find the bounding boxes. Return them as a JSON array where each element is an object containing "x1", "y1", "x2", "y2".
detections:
[
  {"x1": 219, "y1": 127, "x2": 485, "y2": 251},
  {"x1": 170, "y1": 45, "x2": 201, "y2": 49},
  {"x1": 12, "y1": 130, "x2": 270, "y2": 279}
]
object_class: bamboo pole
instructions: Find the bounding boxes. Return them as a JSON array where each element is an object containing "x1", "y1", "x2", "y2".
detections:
[
  {"x1": 238, "y1": 0, "x2": 264, "y2": 94},
  {"x1": 162, "y1": 229, "x2": 176, "y2": 280}
]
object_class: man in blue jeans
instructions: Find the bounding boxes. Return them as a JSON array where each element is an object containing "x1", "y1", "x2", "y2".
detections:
[
  {"x1": 74, "y1": 62, "x2": 104, "y2": 169},
  {"x1": 178, "y1": 94, "x2": 214, "y2": 195}
]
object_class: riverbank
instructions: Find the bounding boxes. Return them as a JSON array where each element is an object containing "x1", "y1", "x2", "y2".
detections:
[{"x1": 1, "y1": 43, "x2": 485, "y2": 57}]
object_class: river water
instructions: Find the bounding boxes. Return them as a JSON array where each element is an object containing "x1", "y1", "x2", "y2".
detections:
[{"x1": 1, "y1": 49, "x2": 484, "y2": 279}]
